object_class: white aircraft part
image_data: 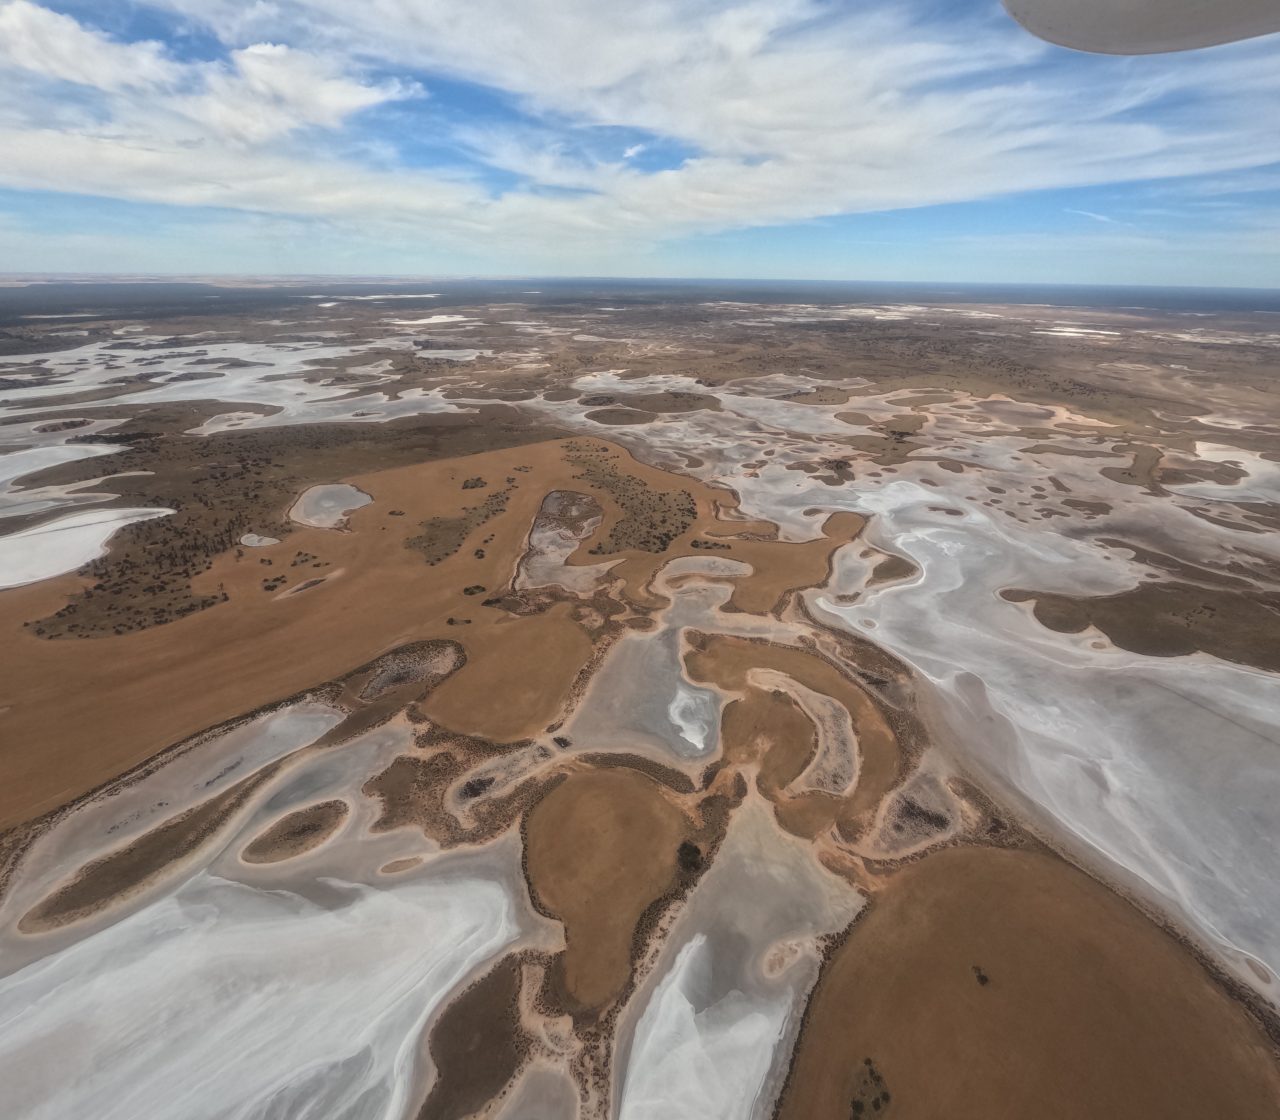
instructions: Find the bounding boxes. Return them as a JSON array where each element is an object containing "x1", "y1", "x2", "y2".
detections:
[{"x1": 1004, "y1": 0, "x2": 1280, "y2": 53}]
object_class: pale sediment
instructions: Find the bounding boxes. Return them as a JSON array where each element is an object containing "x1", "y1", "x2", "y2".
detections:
[{"x1": 0, "y1": 291, "x2": 1277, "y2": 1120}]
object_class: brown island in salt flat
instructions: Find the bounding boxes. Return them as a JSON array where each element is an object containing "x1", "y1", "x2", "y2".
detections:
[{"x1": 0, "y1": 287, "x2": 1277, "y2": 1120}]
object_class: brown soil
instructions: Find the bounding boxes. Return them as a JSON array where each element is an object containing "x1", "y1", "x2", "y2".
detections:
[
  {"x1": 776, "y1": 386, "x2": 860, "y2": 406},
  {"x1": 0, "y1": 437, "x2": 646, "y2": 828},
  {"x1": 581, "y1": 390, "x2": 721, "y2": 414},
  {"x1": 421, "y1": 605, "x2": 594, "y2": 740},
  {"x1": 417, "y1": 955, "x2": 528, "y2": 1120},
  {"x1": 709, "y1": 512, "x2": 865, "y2": 614},
  {"x1": 868, "y1": 554, "x2": 917, "y2": 586},
  {"x1": 19, "y1": 407, "x2": 562, "y2": 638},
  {"x1": 584, "y1": 408, "x2": 657, "y2": 426},
  {"x1": 719, "y1": 687, "x2": 817, "y2": 793},
  {"x1": 776, "y1": 846, "x2": 1280, "y2": 1120},
  {"x1": 20, "y1": 764, "x2": 279, "y2": 931},
  {"x1": 714, "y1": 686, "x2": 873, "y2": 843},
  {"x1": 240, "y1": 799, "x2": 349, "y2": 864},
  {"x1": 686, "y1": 634, "x2": 900, "y2": 822},
  {"x1": 1004, "y1": 582, "x2": 1280, "y2": 672},
  {"x1": 1061, "y1": 497, "x2": 1112, "y2": 516},
  {"x1": 524, "y1": 768, "x2": 691, "y2": 1013},
  {"x1": 6, "y1": 298, "x2": 1279, "y2": 1120},
  {"x1": 1100, "y1": 443, "x2": 1164, "y2": 491},
  {"x1": 833, "y1": 418, "x2": 926, "y2": 465}
]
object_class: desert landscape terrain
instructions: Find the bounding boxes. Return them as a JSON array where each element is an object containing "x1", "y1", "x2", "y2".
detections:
[{"x1": 0, "y1": 279, "x2": 1277, "y2": 1119}]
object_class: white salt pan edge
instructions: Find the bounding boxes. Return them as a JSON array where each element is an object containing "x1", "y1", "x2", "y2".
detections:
[
  {"x1": 0, "y1": 867, "x2": 526, "y2": 1120},
  {"x1": 621, "y1": 934, "x2": 788, "y2": 1119},
  {"x1": 617, "y1": 800, "x2": 862, "y2": 1120},
  {"x1": 0, "y1": 507, "x2": 172, "y2": 589},
  {"x1": 553, "y1": 378, "x2": 1280, "y2": 1003},
  {"x1": 813, "y1": 479, "x2": 1280, "y2": 1000},
  {"x1": 0, "y1": 443, "x2": 117, "y2": 492},
  {"x1": 0, "y1": 703, "x2": 347, "y2": 945},
  {"x1": 289, "y1": 484, "x2": 372, "y2": 529},
  {"x1": 386, "y1": 315, "x2": 475, "y2": 325},
  {"x1": 311, "y1": 293, "x2": 439, "y2": 301},
  {"x1": 1166, "y1": 442, "x2": 1280, "y2": 503}
]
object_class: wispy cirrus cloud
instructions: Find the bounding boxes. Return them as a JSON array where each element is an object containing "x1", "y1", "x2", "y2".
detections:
[
  {"x1": 1065, "y1": 209, "x2": 1124, "y2": 225},
  {"x1": 0, "y1": 0, "x2": 178, "y2": 91},
  {"x1": 0, "y1": 0, "x2": 1277, "y2": 279}
]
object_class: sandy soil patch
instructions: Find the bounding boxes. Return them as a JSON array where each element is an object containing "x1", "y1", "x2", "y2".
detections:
[
  {"x1": 240, "y1": 799, "x2": 349, "y2": 864},
  {"x1": 709, "y1": 511, "x2": 864, "y2": 614},
  {"x1": 585, "y1": 408, "x2": 658, "y2": 426},
  {"x1": 525, "y1": 768, "x2": 691, "y2": 1012},
  {"x1": 421, "y1": 605, "x2": 594, "y2": 741},
  {"x1": 0, "y1": 437, "x2": 602, "y2": 826},
  {"x1": 777, "y1": 845, "x2": 1280, "y2": 1120},
  {"x1": 719, "y1": 687, "x2": 817, "y2": 795},
  {"x1": 1005, "y1": 582, "x2": 1280, "y2": 672},
  {"x1": 417, "y1": 955, "x2": 528, "y2": 1120},
  {"x1": 20, "y1": 764, "x2": 279, "y2": 931},
  {"x1": 686, "y1": 634, "x2": 899, "y2": 824}
]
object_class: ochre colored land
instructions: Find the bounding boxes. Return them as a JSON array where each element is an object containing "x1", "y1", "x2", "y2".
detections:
[
  {"x1": 777, "y1": 846, "x2": 1280, "y2": 1120},
  {"x1": 0, "y1": 437, "x2": 865, "y2": 829},
  {"x1": 687, "y1": 633, "x2": 900, "y2": 824},
  {"x1": 241, "y1": 799, "x2": 349, "y2": 864},
  {"x1": 524, "y1": 768, "x2": 691, "y2": 1012}
]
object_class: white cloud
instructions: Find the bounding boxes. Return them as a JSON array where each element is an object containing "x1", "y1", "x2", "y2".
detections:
[
  {"x1": 0, "y1": 125, "x2": 477, "y2": 221},
  {"x1": 0, "y1": 0, "x2": 178, "y2": 91},
  {"x1": 174, "y1": 44, "x2": 419, "y2": 144},
  {"x1": 0, "y1": 3, "x2": 416, "y2": 147},
  {"x1": 1065, "y1": 208, "x2": 1121, "y2": 224},
  {"x1": 0, "y1": 0, "x2": 1278, "y2": 274}
]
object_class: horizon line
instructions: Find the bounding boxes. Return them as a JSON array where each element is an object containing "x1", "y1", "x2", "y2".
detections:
[{"x1": 2, "y1": 272, "x2": 1278, "y2": 294}]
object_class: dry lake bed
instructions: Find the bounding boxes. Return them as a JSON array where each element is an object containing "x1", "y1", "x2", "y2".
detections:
[{"x1": 0, "y1": 279, "x2": 1278, "y2": 1119}]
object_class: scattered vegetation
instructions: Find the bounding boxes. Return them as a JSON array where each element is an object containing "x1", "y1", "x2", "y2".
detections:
[
  {"x1": 406, "y1": 488, "x2": 510, "y2": 566},
  {"x1": 849, "y1": 1058, "x2": 891, "y2": 1117},
  {"x1": 566, "y1": 441, "x2": 695, "y2": 555}
]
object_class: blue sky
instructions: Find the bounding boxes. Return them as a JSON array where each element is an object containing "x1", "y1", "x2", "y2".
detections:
[{"x1": 0, "y1": 0, "x2": 1277, "y2": 285}]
